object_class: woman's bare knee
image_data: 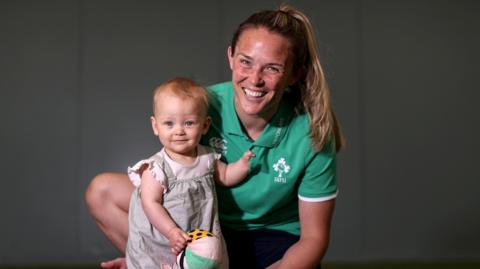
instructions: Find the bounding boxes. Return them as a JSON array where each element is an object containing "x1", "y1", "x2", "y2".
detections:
[
  {"x1": 85, "y1": 173, "x2": 132, "y2": 214},
  {"x1": 86, "y1": 173, "x2": 111, "y2": 212}
]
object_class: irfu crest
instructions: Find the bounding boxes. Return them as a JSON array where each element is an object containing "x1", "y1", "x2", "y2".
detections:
[{"x1": 273, "y1": 158, "x2": 290, "y2": 183}]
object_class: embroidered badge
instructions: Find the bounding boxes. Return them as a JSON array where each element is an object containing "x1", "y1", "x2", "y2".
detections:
[
  {"x1": 209, "y1": 137, "x2": 227, "y2": 155},
  {"x1": 273, "y1": 157, "x2": 290, "y2": 183}
]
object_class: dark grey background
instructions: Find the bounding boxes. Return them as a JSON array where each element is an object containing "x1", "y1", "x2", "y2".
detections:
[{"x1": 1, "y1": 0, "x2": 479, "y2": 265}]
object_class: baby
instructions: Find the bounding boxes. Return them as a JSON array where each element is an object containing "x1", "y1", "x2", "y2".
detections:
[{"x1": 125, "y1": 77, "x2": 253, "y2": 269}]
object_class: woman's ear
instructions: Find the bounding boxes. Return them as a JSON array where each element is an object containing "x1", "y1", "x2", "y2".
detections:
[
  {"x1": 227, "y1": 46, "x2": 234, "y2": 70},
  {"x1": 289, "y1": 65, "x2": 306, "y2": 86},
  {"x1": 150, "y1": 116, "x2": 159, "y2": 136}
]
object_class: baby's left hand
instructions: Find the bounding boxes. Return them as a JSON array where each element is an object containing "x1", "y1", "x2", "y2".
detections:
[
  {"x1": 240, "y1": 150, "x2": 255, "y2": 164},
  {"x1": 167, "y1": 227, "x2": 190, "y2": 255}
]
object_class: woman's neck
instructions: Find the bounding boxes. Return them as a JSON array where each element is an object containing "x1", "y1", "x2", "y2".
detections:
[
  {"x1": 236, "y1": 111, "x2": 270, "y2": 141},
  {"x1": 234, "y1": 96, "x2": 282, "y2": 141}
]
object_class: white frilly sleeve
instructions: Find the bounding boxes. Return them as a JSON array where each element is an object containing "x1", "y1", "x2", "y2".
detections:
[
  {"x1": 127, "y1": 159, "x2": 167, "y2": 192},
  {"x1": 206, "y1": 151, "x2": 222, "y2": 170}
]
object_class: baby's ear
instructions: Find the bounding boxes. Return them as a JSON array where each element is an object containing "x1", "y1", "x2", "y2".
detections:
[
  {"x1": 150, "y1": 116, "x2": 159, "y2": 136},
  {"x1": 202, "y1": 116, "x2": 212, "y2": 134}
]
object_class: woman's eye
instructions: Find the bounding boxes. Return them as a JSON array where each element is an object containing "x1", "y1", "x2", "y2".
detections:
[
  {"x1": 265, "y1": 66, "x2": 281, "y2": 74},
  {"x1": 239, "y1": 58, "x2": 251, "y2": 66}
]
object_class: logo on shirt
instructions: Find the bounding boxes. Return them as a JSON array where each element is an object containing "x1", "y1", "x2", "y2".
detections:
[
  {"x1": 273, "y1": 157, "x2": 290, "y2": 183},
  {"x1": 209, "y1": 137, "x2": 227, "y2": 155}
]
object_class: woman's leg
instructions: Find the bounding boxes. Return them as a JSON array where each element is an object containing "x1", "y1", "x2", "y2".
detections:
[
  {"x1": 222, "y1": 227, "x2": 301, "y2": 269},
  {"x1": 85, "y1": 172, "x2": 134, "y2": 253}
]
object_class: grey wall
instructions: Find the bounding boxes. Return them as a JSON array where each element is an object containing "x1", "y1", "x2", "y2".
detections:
[{"x1": 1, "y1": 0, "x2": 479, "y2": 265}]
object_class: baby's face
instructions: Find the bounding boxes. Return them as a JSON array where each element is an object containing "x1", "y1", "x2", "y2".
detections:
[{"x1": 151, "y1": 92, "x2": 210, "y2": 161}]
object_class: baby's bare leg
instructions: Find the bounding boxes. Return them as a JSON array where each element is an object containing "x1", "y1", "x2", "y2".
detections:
[{"x1": 85, "y1": 172, "x2": 134, "y2": 253}]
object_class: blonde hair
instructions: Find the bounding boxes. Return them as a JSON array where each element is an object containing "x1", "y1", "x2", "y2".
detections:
[
  {"x1": 230, "y1": 4, "x2": 345, "y2": 152},
  {"x1": 152, "y1": 77, "x2": 209, "y2": 116}
]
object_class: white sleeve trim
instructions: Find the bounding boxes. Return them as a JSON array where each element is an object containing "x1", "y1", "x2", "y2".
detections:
[
  {"x1": 127, "y1": 159, "x2": 167, "y2": 193},
  {"x1": 298, "y1": 190, "x2": 338, "y2": 202}
]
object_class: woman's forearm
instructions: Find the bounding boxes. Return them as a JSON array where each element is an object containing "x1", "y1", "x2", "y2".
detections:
[{"x1": 268, "y1": 236, "x2": 328, "y2": 269}]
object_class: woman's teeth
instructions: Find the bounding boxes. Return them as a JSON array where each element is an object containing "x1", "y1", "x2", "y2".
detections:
[{"x1": 244, "y1": 88, "x2": 265, "y2": 97}]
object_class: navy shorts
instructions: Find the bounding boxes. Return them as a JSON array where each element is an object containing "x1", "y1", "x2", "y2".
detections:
[{"x1": 222, "y1": 226, "x2": 322, "y2": 269}]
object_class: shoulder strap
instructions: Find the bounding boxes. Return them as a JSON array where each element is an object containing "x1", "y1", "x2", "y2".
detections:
[{"x1": 150, "y1": 152, "x2": 175, "y2": 179}]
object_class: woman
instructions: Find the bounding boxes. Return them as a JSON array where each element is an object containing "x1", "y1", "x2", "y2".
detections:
[{"x1": 85, "y1": 4, "x2": 344, "y2": 269}]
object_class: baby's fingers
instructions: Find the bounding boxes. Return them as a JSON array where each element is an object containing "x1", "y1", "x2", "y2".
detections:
[
  {"x1": 243, "y1": 150, "x2": 255, "y2": 160},
  {"x1": 171, "y1": 246, "x2": 182, "y2": 255},
  {"x1": 171, "y1": 238, "x2": 188, "y2": 255},
  {"x1": 182, "y1": 232, "x2": 191, "y2": 243}
]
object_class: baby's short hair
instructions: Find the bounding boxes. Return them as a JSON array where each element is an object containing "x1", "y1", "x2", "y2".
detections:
[{"x1": 152, "y1": 77, "x2": 209, "y2": 116}]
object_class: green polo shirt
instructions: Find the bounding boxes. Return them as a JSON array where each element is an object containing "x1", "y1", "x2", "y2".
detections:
[{"x1": 202, "y1": 82, "x2": 337, "y2": 236}]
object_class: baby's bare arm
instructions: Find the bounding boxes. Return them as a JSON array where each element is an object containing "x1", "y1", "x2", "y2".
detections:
[
  {"x1": 215, "y1": 150, "x2": 255, "y2": 186},
  {"x1": 140, "y1": 169, "x2": 189, "y2": 254}
]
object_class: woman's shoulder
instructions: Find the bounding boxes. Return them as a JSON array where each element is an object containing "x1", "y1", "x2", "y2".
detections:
[
  {"x1": 206, "y1": 82, "x2": 234, "y2": 120},
  {"x1": 289, "y1": 110, "x2": 310, "y2": 130},
  {"x1": 207, "y1": 82, "x2": 233, "y2": 101},
  {"x1": 207, "y1": 81, "x2": 233, "y2": 93},
  {"x1": 287, "y1": 112, "x2": 335, "y2": 155}
]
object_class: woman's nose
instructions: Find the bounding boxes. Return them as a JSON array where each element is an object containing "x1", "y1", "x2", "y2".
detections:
[{"x1": 249, "y1": 67, "x2": 264, "y2": 86}]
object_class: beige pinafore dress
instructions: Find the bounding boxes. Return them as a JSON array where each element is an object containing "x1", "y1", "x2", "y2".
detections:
[{"x1": 125, "y1": 146, "x2": 227, "y2": 269}]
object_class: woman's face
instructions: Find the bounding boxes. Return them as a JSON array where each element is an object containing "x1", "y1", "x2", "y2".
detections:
[{"x1": 228, "y1": 27, "x2": 298, "y2": 120}]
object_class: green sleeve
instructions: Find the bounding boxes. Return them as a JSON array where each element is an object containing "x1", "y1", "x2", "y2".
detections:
[{"x1": 298, "y1": 140, "x2": 338, "y2": 201}]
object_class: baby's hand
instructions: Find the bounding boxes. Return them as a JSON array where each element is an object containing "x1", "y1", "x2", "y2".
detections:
[
  {"x1": 240, "y1": 150, "x2": 255, "y2": 166},
  {"x1": 167, "y1": 227, "x2": 190, "y2": 255}
]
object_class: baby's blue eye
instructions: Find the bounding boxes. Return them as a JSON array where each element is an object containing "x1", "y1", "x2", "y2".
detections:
[
  {"x1": 185, "y1": 120, "x2": 195, "y2": 127},
  {"x1": 163, "y1": 121, "x2": 174, "y2": 127}
]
